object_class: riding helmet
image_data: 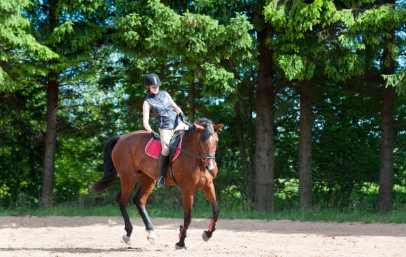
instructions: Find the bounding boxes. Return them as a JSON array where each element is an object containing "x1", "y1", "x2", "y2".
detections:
[{"x1": 144, "y1": 73, "x2": 161, "y2": 87}]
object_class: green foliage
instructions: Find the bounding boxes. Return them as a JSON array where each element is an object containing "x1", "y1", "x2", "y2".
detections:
[
  {"x1": 0, "y1": 68, "x2": 14, "y2": 90},
  {"x1": 264, "y1": 0, "x2": 365, "y2": 81},
  {"x1": 114, "y1": 0, "x2": 253, "y2": 93},
  {"x1": 0, "y1": 87, "x2": 44, "y2": 207},
  {"x1": 383, "y1": 69, "x2": 406, "y2": 95},
  {"x1": 200, "y1": 63, "x2": 236, "y2": 94},
  {"x1": 0, "y1": 0, "x2": 118, "y2": 206},
  {"x1": 0, "y1": 0, "x2": 57, "y2": 90}
]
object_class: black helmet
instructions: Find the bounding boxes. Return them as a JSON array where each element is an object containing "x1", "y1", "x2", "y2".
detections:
[{"x1": 144, "y1": 73, "x2": 161, "y2": 87}]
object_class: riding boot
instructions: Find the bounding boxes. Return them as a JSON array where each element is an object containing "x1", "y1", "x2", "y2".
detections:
[{"x1": 156, "y1": 153, "x2": 169, "y2": 188}]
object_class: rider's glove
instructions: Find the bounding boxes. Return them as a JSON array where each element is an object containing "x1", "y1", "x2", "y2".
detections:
[
  {"x1": 179, "y1": 112, "x2": 187, "y2": 124},
  {"x1": 151, "y1": 131, "x2": 161, "y2": 141}
]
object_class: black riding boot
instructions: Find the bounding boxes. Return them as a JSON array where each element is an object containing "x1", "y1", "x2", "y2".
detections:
[{"x1": 156, "y1": 153, "x2": 169, "y2": 188}]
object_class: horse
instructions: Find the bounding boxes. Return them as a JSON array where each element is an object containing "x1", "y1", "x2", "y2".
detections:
[{"x1": 90, "y1": 118, "x2": 224, "y2": 249}]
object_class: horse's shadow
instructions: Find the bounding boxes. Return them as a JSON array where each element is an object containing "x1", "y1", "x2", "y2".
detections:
[{"x1": 0, "y1": 246, "x2": 148, "y2": 254}]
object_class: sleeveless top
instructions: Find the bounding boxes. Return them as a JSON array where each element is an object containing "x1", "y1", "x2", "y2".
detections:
[{"x1": 145, "y1": 91, "x2": 178, "y2": 129}]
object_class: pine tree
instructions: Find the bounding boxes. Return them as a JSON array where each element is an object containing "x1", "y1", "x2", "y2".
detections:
[
  {"x1": 343, "y1": 0, "x2": 405, "y2": 213},
  {"x1": 23, "y1": 0, "x2": 110, "y2": 208},
  {"x1": 265, "y1": 0, "x2": 405, "y2": 212},
  {"x1": 113, "y1": 0, "x2": 254, "y2": 116},
  {"x1": 264, "y1": 0, "x2": 359, "y2": 210},
  {"x1": 0, "y1": 0, "x2": 57, "y2": 90}
]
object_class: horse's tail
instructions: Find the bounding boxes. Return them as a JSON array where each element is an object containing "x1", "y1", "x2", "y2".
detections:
[{"x1": 90, "y1": 136, "x2": 120, "y2": 194}]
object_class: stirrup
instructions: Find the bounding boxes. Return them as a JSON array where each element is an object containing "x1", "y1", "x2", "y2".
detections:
[{"x1": 157, "y1": 176, "x2": 165, "y2": 188}]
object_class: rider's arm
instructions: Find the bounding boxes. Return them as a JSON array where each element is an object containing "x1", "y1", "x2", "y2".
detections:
[
  {"x1": 143, "y1": 101, "x2": 153, "y2": 133},
  {"x1": 167, "y1": 92, "x2": 182, "y2": 114}
]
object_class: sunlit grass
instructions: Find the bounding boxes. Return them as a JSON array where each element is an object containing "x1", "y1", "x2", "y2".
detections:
[
  {"x1": 1, "y1": 200, "x2": 405, "y2": 224},
  {"x1": 1, "y1": 181, "x2": 405, "y2": 224}
]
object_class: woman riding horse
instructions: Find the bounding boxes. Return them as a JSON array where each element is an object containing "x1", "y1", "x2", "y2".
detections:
[
  {"x1": 142, "y1": 73, "x2": 188, "y2": 188},
  {"x1": 91, "y1": 109, "x2": 223, "y2": 249}
]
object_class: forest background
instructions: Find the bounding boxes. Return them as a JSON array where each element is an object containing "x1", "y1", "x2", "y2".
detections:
[{"x1": 1, "y1": 0, "x2": 406, "y2": 217}]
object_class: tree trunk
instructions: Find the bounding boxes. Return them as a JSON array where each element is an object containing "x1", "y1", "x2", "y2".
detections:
[
  {"x1": 235, "y1": 97, "x2": 255, "y2": 204},
  {"x1": 188, "y1": 81, "x2": 195, "y2": 123},
  {"x1": 378, "y1": 84, "x2": 394, "y2": 213},
  {"x1": 298, "y1": 81, "x2": 312, "y2": 210},
  {"x1": 254, "y1": 24, "x2": 275, "y2": 213},
  {"x1": 248, "y1": 80, "x2": 255, "y2": 177},
  {"x1": 41, "y1": 74, "x2": 59, "y2": 208},
  {"x1": 377, "y1": 32, "x2": 395, "y2": 213}
]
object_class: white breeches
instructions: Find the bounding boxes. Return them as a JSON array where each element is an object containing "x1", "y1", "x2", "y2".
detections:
[{"x1": 159, "y1": 122, "x2": 188, "y2": 156}]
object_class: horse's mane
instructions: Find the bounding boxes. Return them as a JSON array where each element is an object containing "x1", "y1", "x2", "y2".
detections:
[{"x1": 186, "y1": 118, "x2": 215, "y2": 142}]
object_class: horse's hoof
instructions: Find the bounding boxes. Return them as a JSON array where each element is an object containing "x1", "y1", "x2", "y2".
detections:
[
  {"x1": 175, "y1": 243, "x2": 187, "y2": 250},
  {"x1": 147, "y1": 230, "x2": 156, "y2": 244},
  {"x1": 202, "y1": 231, "x2": 210, "y2": 242},
  {"x1": 122, "y1": 235, "x2": 131, "y2": 245}
]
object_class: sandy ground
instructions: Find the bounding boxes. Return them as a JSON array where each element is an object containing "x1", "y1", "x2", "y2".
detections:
[{"x1": 0, "y1": 216, "x2": 406, "y2": 257}]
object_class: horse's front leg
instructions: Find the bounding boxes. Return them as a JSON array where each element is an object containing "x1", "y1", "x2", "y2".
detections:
[
  {"x1": 176, "y1": 193, "x2": 193, "y2": 250},
  {"x1": 202, "y1": 182, "x2": 219, "y2": 241}
]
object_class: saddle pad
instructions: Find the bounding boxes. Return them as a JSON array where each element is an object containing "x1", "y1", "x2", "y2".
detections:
[{"x1": 145, "y1": 133, "x2": 184, "y2": 161}]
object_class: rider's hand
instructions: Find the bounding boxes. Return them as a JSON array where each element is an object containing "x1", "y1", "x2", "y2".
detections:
[
  {"x1": 151, "y1": 131, "x2": 161, "y2": 141},
  {"x1": 179, "y1": 112, "x2": 187, "y2": 124}
]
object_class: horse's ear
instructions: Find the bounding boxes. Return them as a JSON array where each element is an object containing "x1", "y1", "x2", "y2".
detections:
[
  {"x1": 194, "y1": 123, "x2": 205, "y2": 131},
  {"x1": 214, "y1": 124, "x2": 224, "y2": 131}
]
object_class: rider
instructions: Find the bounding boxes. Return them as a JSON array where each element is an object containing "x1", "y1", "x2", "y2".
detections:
[{"x1": 142, "y1": 73, "x2": 188, "y2": 188}]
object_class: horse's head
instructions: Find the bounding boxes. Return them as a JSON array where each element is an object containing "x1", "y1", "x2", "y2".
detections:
[{"x1": 194, "y1": 118, "x2": 224, "y2": 173}]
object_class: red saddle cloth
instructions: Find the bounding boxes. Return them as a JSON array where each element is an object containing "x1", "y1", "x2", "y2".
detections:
[{"x1": 145, "y1": 133, "x2": 184, "y2": 161}]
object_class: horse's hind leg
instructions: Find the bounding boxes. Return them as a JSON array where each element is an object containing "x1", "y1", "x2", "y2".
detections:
[
  {"x1": 116, "y1": 172, "x2": 136, "y2": 244},
  {"x1": 133, "y1": 174, "x2": 156, "y2": 244},
  {"x1": 202, "y1": 182, "x2": 219, "y2": 241}
]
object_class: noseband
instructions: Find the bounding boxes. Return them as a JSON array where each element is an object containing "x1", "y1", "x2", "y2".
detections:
[{"x1": 199, "y1": 141, "x2": 216, "y2": 163}]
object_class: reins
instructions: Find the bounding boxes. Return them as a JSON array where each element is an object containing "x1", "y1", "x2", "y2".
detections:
[{"x1": 160, "y1": 131, "x2": 216, "y2": 163}]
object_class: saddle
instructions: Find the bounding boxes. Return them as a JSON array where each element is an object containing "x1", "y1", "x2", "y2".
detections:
[
  {"x1": 145, "y1": 130, "x2": 184, "y2": 163},
  {"x1": 145, "y1": 131, "x2": 184, "y2": 185}
]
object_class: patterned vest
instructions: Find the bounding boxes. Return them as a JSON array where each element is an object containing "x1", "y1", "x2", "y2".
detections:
[{"x1": 145, "y1": 91, "x2": 178, "y2": 129}]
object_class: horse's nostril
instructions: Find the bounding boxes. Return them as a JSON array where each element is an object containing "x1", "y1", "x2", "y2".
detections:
[{"x1": 206, "y1": 162, "x2": 216, "y2": 172}]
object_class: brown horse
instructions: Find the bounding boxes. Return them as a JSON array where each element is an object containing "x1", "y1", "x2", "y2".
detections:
[{"x1": 90, "y1": 118, "x2": 224, "y2": 249}]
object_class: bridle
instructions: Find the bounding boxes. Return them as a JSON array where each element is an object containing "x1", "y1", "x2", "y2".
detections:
[
  {"x1": 162, "y1": 131, "x2": 217, "y2": 164},
  {"x1": 198, "y1": 139, "x2": 216, "y2": 163}
]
